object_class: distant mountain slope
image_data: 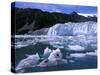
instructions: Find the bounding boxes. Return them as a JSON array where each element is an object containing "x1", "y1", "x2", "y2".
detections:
[
  {"x1": 26, "y1": 28, "x2": 49, "y2": 35},
  {"x1": 11, "y1": 8, "x2": 97, "y2": 35}
]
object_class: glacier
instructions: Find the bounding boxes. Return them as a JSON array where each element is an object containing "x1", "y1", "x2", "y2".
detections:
[
  {"x1": 13, "y1": 21, "x2": 97, "y2": 73},
  {"x1": 47, "y1": 21, "x2": 97, "y2": 36},
  {"x1": 13, "y1": 21, "x2": 97, "y2": 51},
  {"x1": 47, "y1": 21, "x2": 97, "y2": 51}
]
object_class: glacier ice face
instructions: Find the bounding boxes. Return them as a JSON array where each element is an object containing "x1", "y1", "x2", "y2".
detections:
[
  {"x1": 47, "y1": 21, "x2": 97, "y2": 50},
  {"x1": 47, "y1": 35, "x2": 97, "y2": 51},
  {"x1": 47, "y1": 21, "x2": 97, "y2": 36}
]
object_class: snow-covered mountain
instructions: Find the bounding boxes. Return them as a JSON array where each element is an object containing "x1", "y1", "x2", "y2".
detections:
[{"x1": 78, "y1": 13, "x2": 97, "y2": 17}]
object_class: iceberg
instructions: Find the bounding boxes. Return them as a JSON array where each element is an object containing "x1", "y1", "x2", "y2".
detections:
[
  {"x1": 48, "y1": 48, "x2": 62, "y2": 60},
  {"x1": 86, "y1": 50, "x2": 97, "y2": 56},
  {"x1": 67, "y1": 45, "x2": 85, "y2": 51},
  {"x1": 15, "y1": 53, "x2": 40, "y2": 73},
  {"x1": 43, "y1": 47, "x2": 52, "y2": 59},
  {"x1": 70, "y1": 53, "x2": 86, "y2": 58},
  {"x1": 38, "y1": 58, "x2": 58, "y2": 67},
  {"x1": 38, "y1": 48, "x2": 67, "y2": 67}
]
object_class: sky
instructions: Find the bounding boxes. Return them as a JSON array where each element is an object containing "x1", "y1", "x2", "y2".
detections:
[{"x1": 12, "y1": 2, "x2": 97, "y2": 14}]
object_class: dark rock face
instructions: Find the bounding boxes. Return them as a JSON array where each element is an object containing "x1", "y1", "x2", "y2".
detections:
[{"x1": 11, "y1": 8, "x2": 97, "y2": 35}]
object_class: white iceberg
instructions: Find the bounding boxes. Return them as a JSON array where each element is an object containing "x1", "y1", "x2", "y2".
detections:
[
  {"x1": 48, "y1": 48, "x2": 62, "y2": 60},
  {"x1": 43, "y1": 47, "x2": 52, "y2": 59},
  {"x1": 38, "y1": 48, "x2": 67, "y2": 67},
  {"x1": 15, "y1": 53, "x2": 40, "y2": 73},
  {"x1": 86, "y1": 50, "x2": 97, "y2": 56},
  {"x1": 70, "y1": 53, "x2": 86, "y2": 58},
  {"x1": 67, "y1": 45, "x2": 85, "y2": 51},
  {"x1": 38, "y1": 58, "x2": 58, "y2": 67}
]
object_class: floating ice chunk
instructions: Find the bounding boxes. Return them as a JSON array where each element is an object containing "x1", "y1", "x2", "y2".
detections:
[
  {"x1": 38, "y1": 48, "x2": 63, "y2": 67},
  {"x1": 70, "y1": 53, "x2": 86, "y2": 58},
  {"x1": 38, "y1": 48, "x2": 68, "y2": 67},
  {"x1": 38, "y1": 58, "x2": 58, "y2": 67},
  {"x1": 69, "y1": 60, "x2": 75, "y2": 63},
  {"x1": 48, "y1": 48, "x2": 62, "y2": 60},
  {"x1": 57, "y1": 59, "x2": 68, "y2": 65},
  {"x1": 15, "y1": 53, "x2": 40, "y2": 73},
  {"x1": 67, "y1": 45, "x2": 85, "y2": 51},
  {"x1": 86, "y1": 50, "x2": 97, "y2": 56},
  {"x1": 38, "y1": 58, "x2": 67, "y2": 67},
  {"x1": 15, "y1": 44, "x2": 28, "y2": 48},
  {"x1": 89, "y1": 43, "x2": 97, "y2": 50},
  {"x1": 43, "y1": 47, "x2": 52, "y2": 59}
]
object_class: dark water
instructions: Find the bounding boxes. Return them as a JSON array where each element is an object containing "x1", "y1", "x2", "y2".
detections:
[
  {"x1": 23, "y1": 56, "x2": 97, "y2": 73},
  {"x1": 13, "y1": 42, "x2": 97, "y2": 73}
]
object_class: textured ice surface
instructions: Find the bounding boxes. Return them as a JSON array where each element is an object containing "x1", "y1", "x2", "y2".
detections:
[
  {"x1": 38, "y1": 48, "x2": 67, "y2": 67},
  {"x1": 47, "y1": 21, "x2": 97, "y2": 36},
  {"x1": 48, "y1": 48, "x2": 62, "y2": 60},
  {"x1": 70, "y1": 53, "x2": 86, "y2": 58},
  {"x1": 67, "y1": 45, "x2": 85, "y2": 51},
  {"x1": 43, "y1": 47, "x2": 52, "y2": 59},
  {"x1": 15, "y1": 53, "x2": 40, "y2": 72}
]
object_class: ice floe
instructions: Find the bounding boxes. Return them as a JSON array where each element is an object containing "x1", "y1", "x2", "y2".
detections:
[
  {"x1": 16, "y1": 53, "x2": 40, "y2": 73},
  {"x1": 70, "y1": 53, "x2": 86, "y2": 58},
  {"x1": 43, "y1": 47, "x2": 52, "y2": 59},
  {"x1": 67, "y1": 45, "x2": 85, "y2": 51}
]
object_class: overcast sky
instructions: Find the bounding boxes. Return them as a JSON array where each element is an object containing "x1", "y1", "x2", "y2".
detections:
[{"x1": 13, "y1": 2, "x2": 97, "y2": 14}]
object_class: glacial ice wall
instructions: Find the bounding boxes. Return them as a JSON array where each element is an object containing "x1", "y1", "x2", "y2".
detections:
[{"x1": 47, "y1": 21, "x2": 97, "y2": 36}]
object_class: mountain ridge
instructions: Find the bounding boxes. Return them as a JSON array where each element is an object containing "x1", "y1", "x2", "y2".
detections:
[{"x1": 11, "y1": 8, "x2": 97, "y2": 35}]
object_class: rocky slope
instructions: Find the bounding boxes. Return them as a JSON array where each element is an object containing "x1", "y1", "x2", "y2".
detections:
[{"x1": 11, "y1": 8, "x2": 97, "y2": 35}]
